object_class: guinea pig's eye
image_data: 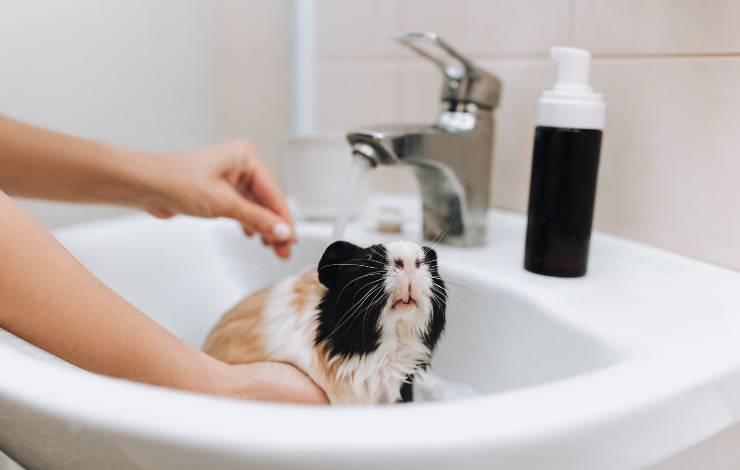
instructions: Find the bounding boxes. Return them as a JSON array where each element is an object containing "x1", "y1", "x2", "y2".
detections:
[
  {"x1": 364, "y1": 254, "x2": 373, "y2": 261},
  {"x1": 415, "y1": 259, "x2": 421, "y2": 268}
]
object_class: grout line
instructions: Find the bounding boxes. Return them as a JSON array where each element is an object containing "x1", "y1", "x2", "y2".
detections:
[
  {"x1": 317, "y1": 54, "x2": 551, "y2": 65},
  {"x1": 593, "y1": 51, "x2": 740, "y2": 59},
  {"x1": 317, "y1": 51, "x2": 740, "y2": 67}
]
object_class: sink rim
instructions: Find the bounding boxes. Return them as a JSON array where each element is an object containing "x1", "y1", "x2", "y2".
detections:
[{"x1": 1, "y1": 211, "x2": 740, "y2": 467}]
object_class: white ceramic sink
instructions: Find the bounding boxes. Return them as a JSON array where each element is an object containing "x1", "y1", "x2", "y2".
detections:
[{"x1": 1, "y1": 210, "x2": 740, "y2": 469}]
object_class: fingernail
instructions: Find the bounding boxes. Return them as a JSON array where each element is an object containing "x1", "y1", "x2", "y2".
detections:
[{"x1": 273, "y1": 222, "x2": 292, "y2": 241}]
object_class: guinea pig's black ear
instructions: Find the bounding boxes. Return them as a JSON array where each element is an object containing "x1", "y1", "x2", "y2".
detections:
[
  {"x1": 318, "y1": 241, "x2": 364, "y2": 288},
  {"x1": 422, "y1": 246, "x2": 439, "y2": 271}
]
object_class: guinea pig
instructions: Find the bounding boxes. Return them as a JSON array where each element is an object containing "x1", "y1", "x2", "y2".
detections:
[{"x1": 203, "y1": 240, "x2": 447, "y2": 405}]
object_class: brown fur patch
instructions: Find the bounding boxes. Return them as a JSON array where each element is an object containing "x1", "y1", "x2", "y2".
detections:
[
  {"x1": 203, "y1": 285, "x2": 270, "y2": 364},
  {"x1": 313, "y1": 341, "x2": 344, "y2": 401},
  {"x1": 291, "y1": 270, "x2": 323, "y2": 312},
  {"x1": 288, "y1": 271, "x2": 344, "y2": 397}
]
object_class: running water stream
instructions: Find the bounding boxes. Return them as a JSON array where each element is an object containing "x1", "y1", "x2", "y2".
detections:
[{"x1": 331, "y1": 156, "x2": 372, "y2": 240}]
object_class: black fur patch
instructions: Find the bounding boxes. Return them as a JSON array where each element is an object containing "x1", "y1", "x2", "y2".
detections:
[
  {"x1": 399, "y1": 379, "x2": 414, "y2": 403},
  {"x1": 315, "y1": 241, "x2": 390, "y2": 358},
  {"x1": 315, "y1": 241, "x2": 448, "y2": 404},
  {"x1": 421, "y1": 246, "x2": 446, "y2": 352}
]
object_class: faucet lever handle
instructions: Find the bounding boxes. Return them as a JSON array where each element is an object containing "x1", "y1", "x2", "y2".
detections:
[
  {"x1": 395, "y1": 32, "x2": 476, "y2": 80},
  {"x1": 394, "y1": 32, "x2": 501, "y2": 109}
]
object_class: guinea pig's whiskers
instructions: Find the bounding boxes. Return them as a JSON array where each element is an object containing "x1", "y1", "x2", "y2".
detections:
[
  {"x1": 367, "y1": 245, "x2": 386, "y2": 257},
  {"x1": 324, "y1": 282, "x2": 385, "y2": 342},
  {"x1": 319, "y1": 263, "x2": 384, "y2": 271},
  {"x1": 334, "y1": 271, "x2": 384, "y2": 304},
  {"x1": 337, "y1": 277, "x2": 383, "y2": 318},
  {"x1": 369, "y1": 247, "x2": 392, "y2": 267},
  {"x1": 353, "y1": 287, "x2": 389, "y2": 349},
  {"x1": 430, "y1": 214, "x2": 456, "y2": 249},
  {"x1": 343, "y1": 281, "x2": 385, "y2": 324},
  {"x1": 429, "y1": 292, "x2": 445, "y2": 312},
  {"x1": 429, "y1": 287, "x2": 450, "y2": 312},
  {"x1": 336, "y1": 284, "x2": 385, "y2": 349},
  {"x1": 347, "y1": 256, "x2": 385, "y2": 266},
  {"x1": 429, "y1": 286, "x2": 474, "y2": 341},
  {"x1": 335, "y1": 283, "x2": 384, "y2": 324},
  {"x1": 328, "y1": 275, "x2": 385, "y2": 340},
  {"x1": 430, "y1": 285, "x2": 477, "y2": 341},
  {"x1": 429, "y1": 283, "x2": 447, "y2": 297},
  {"x1": 429, "y1": 280, "x2": 483, "y2": 342},
  {"x1": 430, "y1": 276, "x2": 485, "y2": 309}
]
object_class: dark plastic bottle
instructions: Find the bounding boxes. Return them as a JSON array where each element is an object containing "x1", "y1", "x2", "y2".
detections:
[{"x1": 524, "y1": 126, "x2": 602, "y2": 277}]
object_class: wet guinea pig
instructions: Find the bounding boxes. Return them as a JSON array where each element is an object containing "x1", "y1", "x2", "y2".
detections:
[{"x1": 203, "y1": 240, "x2": 447, "y2": 405}]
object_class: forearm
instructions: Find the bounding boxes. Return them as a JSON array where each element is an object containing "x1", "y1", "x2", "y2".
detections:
[
  {"x1": 0, "y1": 116, "x2": 161, "y2": 208},
  {"x1": 0, "y1": 191, "x2": 226, "y2": 392}
]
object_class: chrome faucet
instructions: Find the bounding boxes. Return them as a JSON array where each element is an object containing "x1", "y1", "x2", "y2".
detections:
[{"x1": 347, "y1": 32, "x2": 501, "y2": 246}]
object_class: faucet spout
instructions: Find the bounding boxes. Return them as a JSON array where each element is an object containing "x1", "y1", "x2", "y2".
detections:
[
  {"x1": 346, "y1": 33, "x2": 499, "y2": 247},
  {"x1": 348, "y1": 116, "x2": 491, "y2": 246}
]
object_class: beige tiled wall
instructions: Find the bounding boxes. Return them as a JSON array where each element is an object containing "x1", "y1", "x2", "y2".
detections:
[{"x1": 314, "y1": 0, "x2": 740, "y2": 270}]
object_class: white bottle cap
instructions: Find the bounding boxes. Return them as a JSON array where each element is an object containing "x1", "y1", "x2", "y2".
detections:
[{"x1": 537, "y1": 47, "x2": 606, "y2": 130}]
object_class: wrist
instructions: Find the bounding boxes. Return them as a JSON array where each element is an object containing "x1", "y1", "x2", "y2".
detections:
[
  {"x1": 189, "y1": 359, "x2": 271, "y2": 401},
  {"x1": 109, "y1": 149, "x2": 174, "y2": 213},
  {"x1": 170, "y1": 349, "x2": 237, "y2": 396}
]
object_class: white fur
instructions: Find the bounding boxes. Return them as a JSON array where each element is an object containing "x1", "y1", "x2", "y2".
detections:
[{"x1": 261, "y1": 275, "x2": 318, "y2": 376}]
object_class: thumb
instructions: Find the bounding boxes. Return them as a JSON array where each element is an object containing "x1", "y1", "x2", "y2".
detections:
[{"x1": 223, "y1": 193, "x2": 294, "y2": 243}]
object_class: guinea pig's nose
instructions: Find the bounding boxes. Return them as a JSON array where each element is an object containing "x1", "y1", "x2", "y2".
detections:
[{"x1": 394, "y1": 257, "x2": 418, "y2": 275}]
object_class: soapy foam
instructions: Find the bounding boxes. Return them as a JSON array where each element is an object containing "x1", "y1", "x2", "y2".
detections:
[{"x1": 414, "y1": 371, "x2": 477, "y2": 402}]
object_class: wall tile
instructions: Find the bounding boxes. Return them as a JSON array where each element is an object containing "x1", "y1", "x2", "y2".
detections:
[
  {"x1": 400, "y1": 0, "x2": 571, "y2": 57},
  {"x1": 590, "y1": 57, "x2": 740, "y2": 269},
  {"x1": 316, "y1": 0, "x2": 400, "y2": 58},
  {"x1": 573, "y1": 0, "x2": 740, "y2": 55},
  {"x1": 366, "y1": 166, "x2": 419, "y2": 195},
  {"x1": 315, "y1": 62, "x2": 399, "y2": 132},
  {"x1": 397, "y1": 60, "x2": 442, "y2": 122},
  {"x1": 481, "y1": 60, "x2": 553, "y2": 212}
]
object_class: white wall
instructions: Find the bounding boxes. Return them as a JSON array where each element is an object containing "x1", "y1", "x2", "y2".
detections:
[
  {"x1": 0, "y1": 0, "x2": 217, "y2": 225},
  {"x1": 0, "y1": 0, "x2": 291, "y2": 227},
  {"x1": 212, "y1": 0, "x2": 291, "y2": 178}
]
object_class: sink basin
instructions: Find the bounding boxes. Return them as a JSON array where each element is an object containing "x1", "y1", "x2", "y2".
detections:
[{"x1": 1, "y1": 210, "x2": 740, "y2": 469}]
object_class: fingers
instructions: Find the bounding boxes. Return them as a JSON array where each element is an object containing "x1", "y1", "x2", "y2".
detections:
[
  {"x1": 249, "y1": 362, "x2": 329, "y2": 405},
  {"x1": 222, "y1": 362, "x2": 329, "y2": 405},
  {"x1": 223, "y1": 190, "x2": 294, "y2": 247},
  {"x1": 147, "y1": 208, "x2": 175, "y2": 219},
  {"x1": 230, "y1": 140, "x2": 295, "y2": 231},
  {"x1": 259, "y1": 234, "x2": 292, "y2": 259},
  {"x1": 242, "y1": 224, "x2": 256, "y2": 237},
  {"x1": 272, "y1": 241, "x2": 292, "y2": 259},
  {"x1": 216, "y1": 140, "x2": 298, "y2": 257}
]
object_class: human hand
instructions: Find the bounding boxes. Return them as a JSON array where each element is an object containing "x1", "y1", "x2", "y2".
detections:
[
  {"x1": 144, "y1": 140, "x2": 296, "y2": 258},
  {"x1": 213, "y1": 361, "x2": 329, "y2": 405}
]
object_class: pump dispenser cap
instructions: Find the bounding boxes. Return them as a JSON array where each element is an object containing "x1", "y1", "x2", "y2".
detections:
[{"x1": 537, "y1": 47, "x2": 605, "y2": 130}]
